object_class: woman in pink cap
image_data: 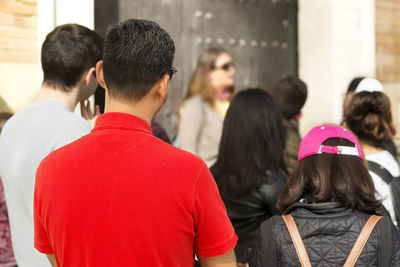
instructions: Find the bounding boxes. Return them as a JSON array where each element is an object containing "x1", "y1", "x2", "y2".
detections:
[{"x1": 250, "y1": 125, "x2": 400, "y2": 267}]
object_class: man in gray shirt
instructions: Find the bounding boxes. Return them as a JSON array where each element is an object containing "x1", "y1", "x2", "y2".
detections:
[{"x1": 0, "y1": 24, "x2": 103, "y2": 267}]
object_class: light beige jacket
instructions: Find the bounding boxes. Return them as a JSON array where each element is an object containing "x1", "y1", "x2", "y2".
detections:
[{"x1": 178, "y1": 96, "x2": 224, "y2": 167}]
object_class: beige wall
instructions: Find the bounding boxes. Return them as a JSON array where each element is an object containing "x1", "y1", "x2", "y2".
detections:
[{"x1": 0, "y1": 62, "x2": 39, "y2": 112}]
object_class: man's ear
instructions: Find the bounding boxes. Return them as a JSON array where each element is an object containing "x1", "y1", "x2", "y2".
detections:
[
  {"x1": 82, "y1": 67, "x2": 96, "y2": 86},
  {"x1": 96, "y1": 60, "x2": 107, "y2": 90},
  {"x1": 155, "y1": 75, "x2": 169, "y2": 101}
]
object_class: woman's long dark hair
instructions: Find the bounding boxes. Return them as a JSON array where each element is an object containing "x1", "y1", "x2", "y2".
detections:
[
  {"x1": 211, "y1": 88, "x2": 286, "y2": 196},
  {"x1": 278, "y1": 138, "x2": 382, "y2": 214}
]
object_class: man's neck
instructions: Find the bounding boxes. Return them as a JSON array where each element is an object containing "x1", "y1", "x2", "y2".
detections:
[
  {"x1": 360, "y1": 141, "x2": 384, "y2": 156},
  {"x1": 34, "y1": 84, "x2": 79, "y2": 111},
  {"x1": 105, "y1": 97, "x2": 155, "y2": 125}
]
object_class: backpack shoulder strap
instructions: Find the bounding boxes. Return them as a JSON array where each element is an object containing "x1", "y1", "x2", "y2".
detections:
[
  {"x1": 368, "y1": 160, "x2": 400, "y2": 225},
  {"x1": 281, "y1": 214, "x2": 312, "y2": 267},
  {"x1": 257, "y1": 218, "x2": 276, "y2": 267},
  {"x1": 367, "y1": 160, "x2": 393, "y2": 184},
  {"x1": 343, "y1": 215, "x2": 382, "y2": 267},
  {"x1": 378, "y1": 216, "x2": 392, "y2": 267}
]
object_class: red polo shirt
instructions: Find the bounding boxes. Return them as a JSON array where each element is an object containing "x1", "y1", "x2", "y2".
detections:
[{"x1": 34, "y1": 112, "x2": 237, "y2": 267}]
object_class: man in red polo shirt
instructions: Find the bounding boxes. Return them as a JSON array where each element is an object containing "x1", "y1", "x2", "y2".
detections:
[{"x1": 33, "y1": 19, "x2": 238, "y2": 267}]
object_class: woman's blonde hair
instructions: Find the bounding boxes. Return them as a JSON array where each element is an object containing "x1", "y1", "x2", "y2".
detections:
[{"x1": 184, "y1": 47, "x2": 231, "y2": 106}]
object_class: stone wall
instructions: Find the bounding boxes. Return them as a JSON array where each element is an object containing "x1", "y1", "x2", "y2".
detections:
[
  {"x1": 376, "y1": 0, "x2": 400, "y2": 82},
  {"x1": 376, "y1": 0, "x2": 400, "y2": 153},
  {"x1": 0, "y1": 0, "x2": 37, "y2": 62}
]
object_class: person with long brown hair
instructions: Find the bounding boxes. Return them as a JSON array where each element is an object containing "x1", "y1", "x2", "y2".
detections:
[
  {"x1": 178, "y1": 47, "x2": 235, "y2": 166},
  {"x1": 211, "y1": 88, "x2": 287, "y2": 266},
  {"x1": 251, "y1": 125, "x2": 400, "y2": 266},
  {"x1": 344, "y1": 91, "x2": 400, "y2": 227},
  {"x1": 343, "y1": 77, "x2": 397, "y2": 158}
]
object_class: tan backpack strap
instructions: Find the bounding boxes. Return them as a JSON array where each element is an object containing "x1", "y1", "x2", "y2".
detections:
[
  {"x1": 282, "y1": 215, "x2": 312, "y2": 267},
  {"x1": 343, "y1": 215, "x2": 382, "y2": 267}
]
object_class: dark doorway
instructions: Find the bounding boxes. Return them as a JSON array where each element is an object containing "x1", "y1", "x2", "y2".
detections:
[{"x1": 95, "y1": 0, "x2": 298, "y2": 138}]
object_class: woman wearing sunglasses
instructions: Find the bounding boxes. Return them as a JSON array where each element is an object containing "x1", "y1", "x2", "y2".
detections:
[{"x1": 178, "y1": 47, "x2": 235, "y2": 167}]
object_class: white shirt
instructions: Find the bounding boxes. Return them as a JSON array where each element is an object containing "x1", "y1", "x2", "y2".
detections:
[{"x1": 366, "y1": 150, "x2": 399, "y2": 226}]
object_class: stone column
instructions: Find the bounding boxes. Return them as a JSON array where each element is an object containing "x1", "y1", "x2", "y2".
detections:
[{"x1": 298, "y1": 0, "x2": 375, "y2": 135}]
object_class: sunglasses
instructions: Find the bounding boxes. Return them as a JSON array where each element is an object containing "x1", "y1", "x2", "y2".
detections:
[
  {"x1": 160, "y1": 67, "x2": 177, "y2": 79},
  {"x1": 214, "y1": 62, "x2": 235, "y2": 71}
]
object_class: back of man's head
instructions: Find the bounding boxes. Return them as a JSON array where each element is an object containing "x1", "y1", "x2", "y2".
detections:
[
  {"x1": 41, "y1": 24, "x2": 103, "y2": 91},
  {"x1": 102, "y1": 19, "x2": 175, "y2": 101},
  {"x1": 271, "y1": 76, "x2": 308, "y2": 120}
]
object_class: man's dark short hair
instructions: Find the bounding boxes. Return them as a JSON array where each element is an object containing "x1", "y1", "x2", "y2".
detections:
[
  {"x1": 271, "y1": 76, "x2": 308, "y2": 120},
  {"x1": 41, "y1": 23, "x2": 103, "y2": 91},
  {"x1": 103, "y1": 19, "x2": 175, "y2": 100}
]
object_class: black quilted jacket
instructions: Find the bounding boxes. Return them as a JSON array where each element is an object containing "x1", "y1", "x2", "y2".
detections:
[{"x1": 250, "y1": 202, "x2": 400, "y2": 267}]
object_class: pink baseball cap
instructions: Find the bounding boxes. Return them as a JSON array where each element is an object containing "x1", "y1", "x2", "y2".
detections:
[{"x1": 298, "y1": 125, "x2": 363, "y2": 162}]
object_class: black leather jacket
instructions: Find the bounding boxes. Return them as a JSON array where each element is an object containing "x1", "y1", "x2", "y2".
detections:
[
  {"x1": 250, "y1": 202, "x2": 400, "y2": 266},
  {"x1": 211, "y1": 167, "x2": 286, "y2": 263}
]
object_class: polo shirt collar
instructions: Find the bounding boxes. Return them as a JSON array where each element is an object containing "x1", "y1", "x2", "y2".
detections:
[{"x1": 93, "y1": 112, "x2": 152, "y2": 134}]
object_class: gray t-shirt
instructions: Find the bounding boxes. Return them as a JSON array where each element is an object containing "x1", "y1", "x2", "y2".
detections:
[{"x1": 0, "y1": 101, "x2": 91, "y2": 267}]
